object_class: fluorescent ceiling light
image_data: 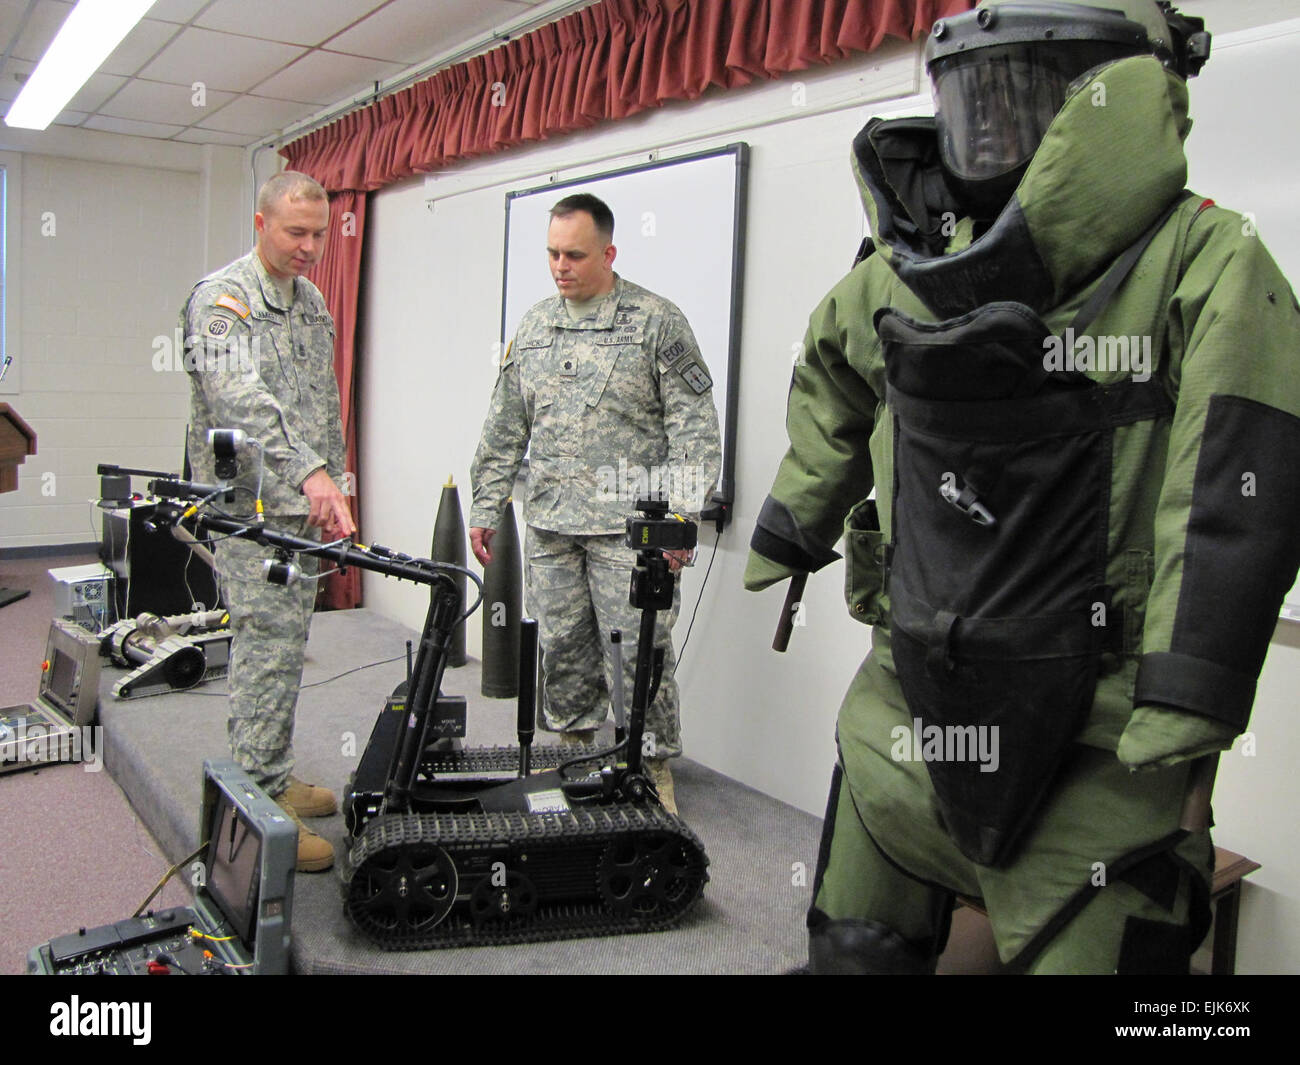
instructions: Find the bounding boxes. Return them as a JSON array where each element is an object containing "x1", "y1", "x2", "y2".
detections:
[{"x1": 4, "y1": 0, "x2": 157, "y2": 131}]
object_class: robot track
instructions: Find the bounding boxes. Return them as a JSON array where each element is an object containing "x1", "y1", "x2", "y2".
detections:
[{"x1": 341, "y1": 805, "x2": 709, "y2": 950}]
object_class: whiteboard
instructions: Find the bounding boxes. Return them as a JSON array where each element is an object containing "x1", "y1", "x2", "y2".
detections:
[{"x1": 501, "y1": 144, "x2": 749, "y2": 513}]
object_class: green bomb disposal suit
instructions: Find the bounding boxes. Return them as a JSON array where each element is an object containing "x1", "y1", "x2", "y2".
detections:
[{"x1": 745, "y1": 57, "x2": 1300, "y2": 972}]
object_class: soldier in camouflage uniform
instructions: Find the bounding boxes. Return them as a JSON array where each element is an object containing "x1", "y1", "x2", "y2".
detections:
[
  {"x1": 470, "y1": 194, "x2": 721, "y2": 812},
  {"x1": 183, "y1": 171, "x2": 354, "y2": 871}
]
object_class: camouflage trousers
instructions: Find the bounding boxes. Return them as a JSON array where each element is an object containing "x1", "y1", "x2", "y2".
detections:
[
  {"x1": 525, "y1": 526, "x2": 682, "y2": 758},
  {"x1": 215, "y1": 519, "x2": 318, "y2": 796}
]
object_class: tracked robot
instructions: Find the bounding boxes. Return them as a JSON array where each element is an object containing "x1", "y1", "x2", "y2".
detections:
[{"x1": 149, "y1": 444, "x2": 707, "y2": 950}]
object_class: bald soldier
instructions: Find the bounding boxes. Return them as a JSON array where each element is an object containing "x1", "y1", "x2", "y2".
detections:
[
  {"x1": 182, "y1": 171, "x2": 354, "y2": 871},
  {"x1": 470, "y1": 193, "x2": 721, "y2": 813}
]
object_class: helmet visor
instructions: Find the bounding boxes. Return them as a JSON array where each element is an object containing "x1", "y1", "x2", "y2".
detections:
[{"x1": 931, "y1": 41, "x2": 1141, "y2": 181}]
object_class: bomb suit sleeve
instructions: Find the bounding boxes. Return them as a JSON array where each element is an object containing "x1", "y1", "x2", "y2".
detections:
[
  {"x1": 654, "y1": 308, "x2": 721, "y2": 518},
  {"x1": 745, "y1": 265, "x2": 884, "y2": 592},
  {"x1": 185, "y1": 282, "x2": 330, "y2": 509},
  {"x1": 1125, "y1": 206, "x2": 1300, "y2": 760},
  {"x1": 469, "y1": 341, "x2": 530, "y2": 530}
]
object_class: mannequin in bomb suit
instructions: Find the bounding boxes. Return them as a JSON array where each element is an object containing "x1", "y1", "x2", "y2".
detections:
[{"x1": 745, "y1": 0, "x2": 1300, "y2": 973}]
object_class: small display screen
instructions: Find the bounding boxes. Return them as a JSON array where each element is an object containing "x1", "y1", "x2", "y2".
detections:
[
  {"x1": 41, "y1": 646, "x2": 79, "y2": 715},
  {"x1": 204, "y1": 794, "x2": 262, "y2": 948}
]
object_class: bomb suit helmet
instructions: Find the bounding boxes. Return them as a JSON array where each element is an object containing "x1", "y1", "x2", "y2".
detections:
[{"x1": 924, "y1": 2, "x2": 1211, "y2": 211}]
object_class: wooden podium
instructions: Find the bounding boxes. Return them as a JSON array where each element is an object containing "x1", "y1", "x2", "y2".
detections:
[{"x1": 0, "y1": 403, "x2": 37, "y2": 607}]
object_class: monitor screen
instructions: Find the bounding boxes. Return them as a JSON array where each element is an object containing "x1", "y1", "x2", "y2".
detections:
[
  {"x1": 40, "y1": 645, "x2": 79, "y2": 717},
  {"x1": 204, "y1": 792, "x2": 262, "y2": 949}
]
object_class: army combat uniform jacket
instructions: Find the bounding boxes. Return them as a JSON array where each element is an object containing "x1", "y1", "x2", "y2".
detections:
[
  {"x1": 182, "y1": 250, "x2": 345, "y2": 517},
  {"x1": 470, "y1": 275, "x2": 721, "y2": 533},
  {"x1": 745, "y1": 58, "x2": 1300, "y2": 964}
]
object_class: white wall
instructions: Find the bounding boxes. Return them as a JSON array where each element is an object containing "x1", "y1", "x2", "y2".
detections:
[
  {"x1": 353, "y1": 0, "x2": 1300, "y2": 973},
  {"x1": 0, "y1": 129, "x2": 247, "y2": 550}
]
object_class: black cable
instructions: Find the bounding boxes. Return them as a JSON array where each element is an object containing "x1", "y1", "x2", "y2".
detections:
[
  {"x1": 187, "y1": 652, "x2": 408, "y2": 695},
  {"x1": 557, "y1": 737, "x2": 628, "y2": 781},
  {"x1": 673, "y1": 524, "x2": 721, "y2": 673}
]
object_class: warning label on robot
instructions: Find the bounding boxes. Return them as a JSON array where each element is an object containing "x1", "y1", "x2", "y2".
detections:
[{"x1": 526, "y1": 789, "x2": 571, "y2": 813}]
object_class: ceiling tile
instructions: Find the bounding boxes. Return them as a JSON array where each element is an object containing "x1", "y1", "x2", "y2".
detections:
[
  {"x1": 7, "y1": 0, "x2": 73, "y2": 63},
  {"x1": 100, "y1": 18, "x2": 185, "y2": 77},
  {"x1": 82, "y1": 113, "x2": 187, "y2": 139},
  {"x1": 138, "y1": 25, "x2": 307, "y2": 93},
  {"x1": 146, "y1": 0, "x2": 212, "y2": 23},
  {"x1": 0, "y1": 57, "x2": 33, "y2": 103},
  {"x1": 171, "y1": 125, "x2": 257, "y2": 146},
  {"x1": 197, "y1": 92, "x2": 315, "y2": 136},
  {"x1": 51, "y1": 108, "x2": 88, "y2": 127},
  {"x1": 253, "y1": 49, "x2": 404, "y2": 106},
  {"x1": 324, "y1": 0, "x2": 529, "y2": 65},
  {"x1": 66, "y1": 71, "x2": 128, "y2": 113},
  {"x1": 0, "y1": 1, "x2": 35, "y2": 56},
  {"x1": 98, "y1": 77, "x2": 237, "y2": 125},
  {"x1": 195, "y1": 0, "x2": 385, "y2": 48}
]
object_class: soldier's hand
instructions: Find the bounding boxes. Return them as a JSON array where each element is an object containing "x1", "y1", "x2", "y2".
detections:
[
  {"x1": 471, "y1": 526, "x2": 496, "y2": 566},
  {"x1": 664, "y1": 549, "x2": 692, "y2": 573},
  {"x1": 302, "y1": 468, "x2": 356, "y2": 540}
]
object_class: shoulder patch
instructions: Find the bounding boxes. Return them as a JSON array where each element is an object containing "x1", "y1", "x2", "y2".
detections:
[
  {"x1": 207, "y1": 315, "x2": 234, "y2": 337},
  {"x1": 660, "y1": 338, "x2": 691, "y2": 366},
  {"x1": 676, "y1": 359, "x2": 713, "y2": 395},
  {"x1": 214, "y1": 294, "x2": 251, "y2": 319}
]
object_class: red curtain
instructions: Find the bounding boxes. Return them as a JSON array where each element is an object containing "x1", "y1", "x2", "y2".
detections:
[
  {"x1": 308, "y1": 191, "x2": 366, "y2": 609},
  {"x1": 282, "y1": 0, "x2": 974, "y2": 191}
]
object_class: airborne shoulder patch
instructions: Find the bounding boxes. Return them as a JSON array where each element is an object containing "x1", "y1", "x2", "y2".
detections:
[
  {"x1": 214, "y1": 294, "x2": 251, "y2": 319},
  {"x1": 207, "y1": 315, "x2": 234, "y2": 337}
]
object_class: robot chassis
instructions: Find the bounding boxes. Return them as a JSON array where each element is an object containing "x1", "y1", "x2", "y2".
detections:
[{"x1": 150, "y1": 477, "x2": 708, "y2": 950}]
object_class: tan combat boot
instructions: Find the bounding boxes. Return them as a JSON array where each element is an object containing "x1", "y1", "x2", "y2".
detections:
[
  {"x1": 559, "y1": 728, "x2": 597, "y2": 746},
  {"x1": 645, "y1": 759, "x2": 676, "y2": 815},
  {"x1": 274, "y1": 794, "x2": 335, "y2": 872},
  {"x1": 280, "y1": 774, "x2": 337, "y2": 818}
]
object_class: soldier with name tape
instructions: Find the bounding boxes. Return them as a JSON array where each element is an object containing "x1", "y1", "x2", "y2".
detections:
[
  {"x1": 470, "y1": 193, "x2": 721, "y2": 814},
  {"x1": 182, "y1": 170, "x2": 354, "y2": 872}
]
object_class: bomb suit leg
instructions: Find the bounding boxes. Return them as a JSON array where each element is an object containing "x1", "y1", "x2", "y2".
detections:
[
  {"x1": 810, "y1": 762, "x2": 956, "y2": 973},
  {"x1": 808, "y1": 654, "x2": 963, "y2": 973}
]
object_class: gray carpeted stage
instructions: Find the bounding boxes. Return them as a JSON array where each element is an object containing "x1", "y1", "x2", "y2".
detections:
[{"x1": 97, "y1": 608, "x2": 821, "y2": 974}]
